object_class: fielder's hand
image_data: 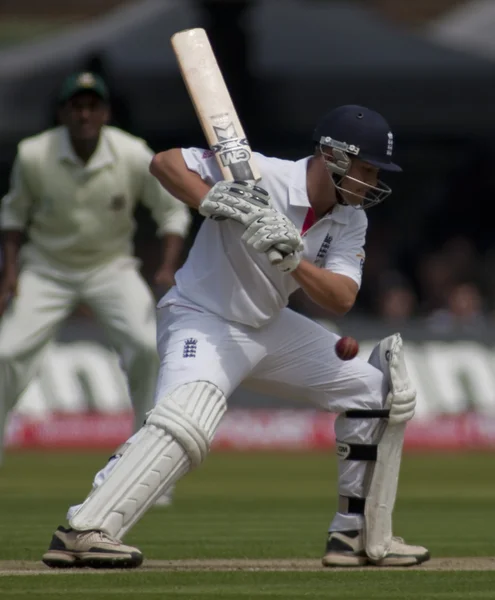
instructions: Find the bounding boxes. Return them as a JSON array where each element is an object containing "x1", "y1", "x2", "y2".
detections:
[
  {"x1": 0, "y1": 268, "x2": 18, "y2": 316},
  {"x1": 154, "y1": 265, "x2": 176, "y2": 289},
  {"x1": 199, "y1": 181, "x2": 272, "y2": 225}
]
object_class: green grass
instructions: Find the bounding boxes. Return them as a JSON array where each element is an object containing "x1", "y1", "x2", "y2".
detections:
[
  {"x1": 2, "y1": 572, "x2": 495, "y2": 599},
  {"x1": 1, "y1": 451, "x2": 495, "y2": 598}
]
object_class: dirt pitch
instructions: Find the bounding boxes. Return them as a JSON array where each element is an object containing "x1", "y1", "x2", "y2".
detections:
[{"x1": 0, "y1": 557, "x2": 494, "y2": 575}]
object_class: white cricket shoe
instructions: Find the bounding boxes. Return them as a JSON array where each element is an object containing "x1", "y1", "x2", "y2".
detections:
[
  {"x1": 322, "y1": 530, "x2": 430, "y2": 567},
  {"x1": 42, "y1": 526, "x2": 143, "y2": 569}
]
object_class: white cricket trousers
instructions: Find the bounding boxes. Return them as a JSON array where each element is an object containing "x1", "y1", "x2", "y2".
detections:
[
  {"x1": 0, "y1": 256, "x2": 159, "y2": 460},
  {"x1": 73, "y1": 297, "x2": 385, "y2": 532}
]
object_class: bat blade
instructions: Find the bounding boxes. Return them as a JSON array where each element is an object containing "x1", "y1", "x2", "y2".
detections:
[
  {"x1": 171, "y1": 27, "x2": 282, "y2": 265},
  {"x1": 171, "y1": 27, "x2": 259, "y2": 182}
]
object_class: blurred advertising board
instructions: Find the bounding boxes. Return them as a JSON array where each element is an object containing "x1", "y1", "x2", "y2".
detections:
[{"x1": 6, "y1": 318, "x2": 495, "y2": 451}]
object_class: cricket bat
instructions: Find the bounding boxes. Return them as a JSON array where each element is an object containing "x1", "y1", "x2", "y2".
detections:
[{"x1": 171, "y1": 27, "x2": 283, "y2": 265}]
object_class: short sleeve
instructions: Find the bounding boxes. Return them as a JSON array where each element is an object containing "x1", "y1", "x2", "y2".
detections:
[
  {"x1": 324, "y1": 212, "x2": 367, "y2": 288},
  {"x1": 136, "y1": 141, "x2": 191, "y2": 237},
  {"x1": 181, "y1": 147, "x2": 223, "y2": 185}
]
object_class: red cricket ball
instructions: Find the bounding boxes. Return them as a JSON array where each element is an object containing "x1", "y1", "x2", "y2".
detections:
[{"x1": 335, "y1": 336, "x2": 359, "y2": 361}]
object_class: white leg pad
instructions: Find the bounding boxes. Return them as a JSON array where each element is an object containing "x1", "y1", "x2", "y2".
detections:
[
  {"x1": 364, "y1": 334, "x2": 416, "y2": 561},
  {"x1": 69, "y1": 381, "x2": 226, "y2": 539},
  {"x1": 364, "y1": 421, "x2": 406, "y2": 560}
]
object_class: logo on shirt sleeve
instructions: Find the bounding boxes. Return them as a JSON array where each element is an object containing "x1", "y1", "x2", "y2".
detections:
[
  {"x1": 202, "y1": 150, "x2": 214, "y2": 159},
  {"x1": 183, "y1": 338, "x2": 198, "y2": 358},
  {"x1": 356, "y1": 252, "x2": 365, "y2": 272},
  {"x1": 314, "y1": 234, "x2": 333, "y2": 267}
]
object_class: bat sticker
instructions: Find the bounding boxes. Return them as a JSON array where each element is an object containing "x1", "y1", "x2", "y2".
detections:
[{"x1": 211, "y1": 122, "x2": 255, "y2": 179}]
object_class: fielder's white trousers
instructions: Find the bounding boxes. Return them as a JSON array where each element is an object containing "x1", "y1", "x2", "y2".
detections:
[
  {"x1": 0, "y1": 256, "x2": 159, "y2": 458},
  {"x1": 71, "y1": 295, "x2": 385, "y2": 532}
]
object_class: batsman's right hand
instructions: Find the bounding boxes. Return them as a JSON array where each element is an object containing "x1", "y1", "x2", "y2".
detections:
[
  {"x1": 199, "y1": 181, "x2": 273, "y2": 226},
  {"x1": 199, "y1": 181, "x2": 301, "y2": 270},
  {"x1": 0, "y1": 269, "x2": 18, "y2": 316}
]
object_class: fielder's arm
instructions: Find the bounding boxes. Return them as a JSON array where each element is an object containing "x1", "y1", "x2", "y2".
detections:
[
  {"x1": 150, "y1": 149, "x2": 211, "y2": 210},
  {"x1": 1, "y1": 230, "x2": 22, "y2": 272},
  {"x1": 0, "y1": 231, "x2": 22, "y2": 314},
  {"x1": 291, "y1": 260, "x2": 358, "y2": 316},
  {"x1": 0, "y1": 155, "x2": 33, "y2": 314},
  {"x1": 154, "y1": 234, "x2": 185, "y2": 288},
  {"x1": 139, "y1": 144, "x2": 192, "y2": 286}
]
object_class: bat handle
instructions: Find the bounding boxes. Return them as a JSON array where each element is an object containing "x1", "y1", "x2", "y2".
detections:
[
  {"x1": 247, "y1": 180, "x2": 284, "y2": 266},
  {"x1": 267, "y1": 248, "x2": 284, "y2": 265}
]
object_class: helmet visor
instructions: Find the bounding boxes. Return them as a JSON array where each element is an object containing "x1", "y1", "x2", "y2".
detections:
[{"x1": 362, "y1": 155, "x2": 402, "y2": 173}]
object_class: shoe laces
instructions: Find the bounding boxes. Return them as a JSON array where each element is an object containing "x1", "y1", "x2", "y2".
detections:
[{"x1": 84, "y1": 530, "x2": 120, "y2": 544}]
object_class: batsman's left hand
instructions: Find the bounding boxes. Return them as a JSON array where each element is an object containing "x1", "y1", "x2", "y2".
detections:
[{"x1": 199, "y1": 181, "x2": 272, "y2": 225}]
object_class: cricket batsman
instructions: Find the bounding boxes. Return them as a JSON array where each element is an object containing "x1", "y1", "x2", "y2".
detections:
[
  {"x1": 42, "y1": 105, "x2": 429, "y2": 569},
  {"x1": 0, "y1": 72, "x2": 191, "y2": 463}
]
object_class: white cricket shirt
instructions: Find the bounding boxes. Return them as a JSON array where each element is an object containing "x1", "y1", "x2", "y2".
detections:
[
  {"x1": 0, "y1": 126, "x2": 191, "y2": 269},
  {"x1": 161, "y1": 147, "x2": 367, "y2": 328}
]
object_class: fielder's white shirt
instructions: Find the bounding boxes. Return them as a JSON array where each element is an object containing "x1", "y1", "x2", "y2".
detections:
[
  {"x1": 162, "y1": 147, "x2": 367, "y2": 328},
  {"x1": 0, "y1": 126, "x2": 191, "y2": 269}
]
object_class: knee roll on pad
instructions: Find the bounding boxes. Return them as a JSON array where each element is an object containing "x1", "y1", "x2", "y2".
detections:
[
  {"x1": 70, "y1": 381, "x2": 226, "y2": 539},
  {"x1": 147, "y1": 380, "x2": 226, "y2": 465}
]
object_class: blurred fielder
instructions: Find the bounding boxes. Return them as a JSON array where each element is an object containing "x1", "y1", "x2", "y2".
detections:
[
  {"x1": 0, "y1": 72, "x2": 191, "y2": 468},
  {"x1": 42, "y1": 105, "x2": 429, "y2": 569}
]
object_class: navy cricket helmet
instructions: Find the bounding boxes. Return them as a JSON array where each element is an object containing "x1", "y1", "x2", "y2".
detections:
[
  {"x1": 313, "y1": 105, "x2": 401, "y2": 209},
  {"x1": 313, "y1": 105, "x2": 401, "y2": 172}
]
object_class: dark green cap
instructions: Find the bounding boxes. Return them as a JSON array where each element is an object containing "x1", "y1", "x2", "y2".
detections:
[{"x1": 58, "y1": 72, "x2": 109, "y2": 104}]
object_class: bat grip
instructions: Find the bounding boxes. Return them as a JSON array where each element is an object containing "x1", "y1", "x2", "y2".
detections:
[
  {"x1": 267, "y1": 248, "x2": 284, "y2": 265},
  {"x1": 240, "y1": 179, "x2": 285, "y2": 266}
]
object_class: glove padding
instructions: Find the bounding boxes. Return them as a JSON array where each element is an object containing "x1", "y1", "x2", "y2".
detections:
[
  {"x1": 199, "y1": 181, "x2": 271, "y2": 225},
  {"x1": 200, "y1": 181, "x2": 303, "y2": 273},
  {"x1": 241, "y1": 213, "x2": 304, "y2": 273},
  {"x1": 241, "y1": 213, "x2": 303, "y2": 254},
  {"x1": 272, "y1": 250, "x2": 302, "y2": 273}
]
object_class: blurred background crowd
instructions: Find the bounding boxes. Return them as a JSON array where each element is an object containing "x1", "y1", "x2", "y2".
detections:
[{"x1": 1, "y1": 0, "x2": 494, "y2": 332}]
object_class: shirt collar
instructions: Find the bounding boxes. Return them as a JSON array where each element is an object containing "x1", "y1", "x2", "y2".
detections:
[
  {"x1": 57, "y1": 126, "x2": 115, "y2": 171},
  {"x1": 329, "y1": 203, "x2": 351, "y2": 224},
  {"x1": 288, "y1": 157, "x2": 311, "y2": 208},
  {"x1": 288, "y1": 156, "x2": 350, "y2": 224}
]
